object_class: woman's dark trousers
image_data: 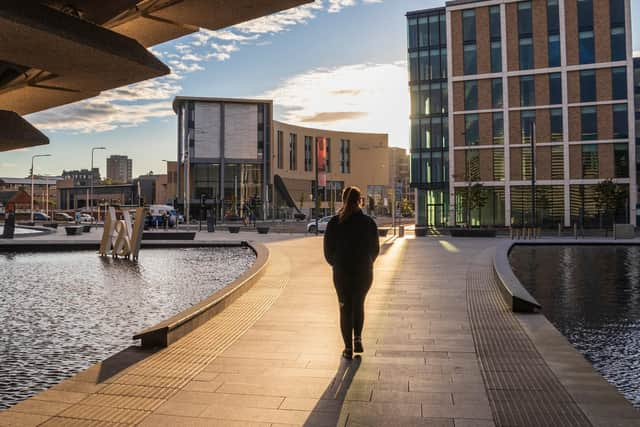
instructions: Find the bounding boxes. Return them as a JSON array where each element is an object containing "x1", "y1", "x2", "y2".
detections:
[{"x1": 333, "y1": 268, "x2": 372, "y2": 349}]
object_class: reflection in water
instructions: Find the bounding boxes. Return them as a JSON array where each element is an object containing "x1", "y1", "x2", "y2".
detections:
[
  {"x1": 0, "y1": 247, "x2": 254, "y2": 409},
  {"x1": 510, "y1": 245, "x2": 640, "y2": 407}
]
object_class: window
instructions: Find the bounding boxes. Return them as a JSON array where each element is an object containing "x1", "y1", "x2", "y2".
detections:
[
  {"x1": 430, "y1": 82, "x2": 442, "y2": 114},
  {"x1": 439, "y1": 14, "x2": 446, "y2": 47},
  {"x1": 551, "y1": 146, "x2": 564, "y2": 179},
  {"x1": 521, "y1": 110, "x2": 536, "y2": 144},
  {"x1": 430, "y1": 49, "x2": 441, "y2": 79},
  {"x1": 466, "y1": 150, "x2": 480, "y2": 180},
  {"x1": 465, "y1": 114, "x2": 479, "y2": 146},
  {"x1": 581, "y1": 144, "x2": 598, "y2": 179},
  {"x1": 464, "y1": 44, "x2": 477, "y2": 75},
  {"x1": 610, "y1": 0, "x2": 625, "y2": 25},
  {"x1": 431, "y1": 117, "x2": 443, "y2": 148},
  {"x1": 464, "y1": 80, "x2": 478, "y2": 110},
  {"x1": 441, "y1": 48, "x2": 448, "y2": 78},
  {"x1": 520, "y1": 76, "x2": 535, "y2": 107},
  {"x1": 304, "y1": 136, "x2": 313, "y2": 172},
  {"x1": 549, "y1": 73, "x2": 562, "y2": 105},
  {"x1": 407, "y1": 18, "x2": 418, "y2": 50},
  {"x1": 614, "y1": 143, "x2": 629, "y2": 178},
  {"x1": 548, "y1": 35, "x2": 561, "y2": 67},
  {"x1": 463, "y1": 10, "x2": 476, "y2": 43},
  {"x1": 581, "y1": 107, "x2": 597, "y2": 140},
  {"x1": 547, "y1": 0, "x2": 559, "y2": 34},
  {"x1": 519, "y1": 38, "x2": 534, "y2": 70},
  {"x1": 277, "y1": 131, "x2": 283, "y2": 169},
  {"x1": 340, "y1": 139, "x2": 351, "y2": 173},
  {"x1": 580, "y1": 70, "x2": 596, "y2": 102},
  {"x1": 518, "y1": 2, "x2": 532, "y2": 36},
  {"x1": 325, "y1": 138, "x2": 331, "y2": 172},
  {"x1": 579, "y1": 31, "x2": 594, "y2": 64},
  {"x1": 288, "y1": 133, "x2": 297, "y2": 170},
  {"x1": 409, "y1": 52, "x2": 419, "y2": 82},
  {"x1": 613, "y1": 104, "x2": 628, "y2": 139},
  {"x1": 493, "y1": 149, "x2": 505, "y2": 181},
  {"x1": 418, "y1": 17, "x2": 429, "y2": 47},
  {"x1": 489, "y1": 6, "x2": 501, "y2": 40},
  {"x1": 611, "y1": 27, "x2": 626, "y2": 61},
  {"x1": 443, "y1": 117, "x2": 449, "y2": 147},
  {"x1": 492, "y1": 78, "x2": 503, "y2": 108},
  {"x1": 612, "y1": 67, "x2": 627, "y2": 100},
  {"x1": 577, "y1": 0, "x2": 593, "y2": 30},
  {"x1": 550, "y1": 108, "x2": 563, "y2": 142},
  {"x1": 418, "y1": 51, "x2": 429, "y2": 81},
  {"x1": 429, "y1": 14, "x2": 440, "y2": 47},
  {"x1": 491, "y1": 41, "x2": 502, "y2": 73},
  {"x1": 493, "y1": 112, "x2": 504, "y2": 145}
]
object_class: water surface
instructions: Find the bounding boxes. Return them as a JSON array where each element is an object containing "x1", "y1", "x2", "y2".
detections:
[
  {"x1": 0, "y1": 247, "x2": 254, "y2": 409},
  {"x1": 509, "y1": 245, "x2": 640, "y2": 407}
]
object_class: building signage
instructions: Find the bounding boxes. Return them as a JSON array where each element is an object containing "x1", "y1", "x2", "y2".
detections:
[{"x1": 317, "y1": 137, "x2": 327, "y2": 187}]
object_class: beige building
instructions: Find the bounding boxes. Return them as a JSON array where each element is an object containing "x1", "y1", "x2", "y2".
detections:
[
  {"x1": 173, "y1": 97, "x2": 391, "y2": 220},
  {"x1": 272, "y1": 121, "x2": 390, "y2": 217}
]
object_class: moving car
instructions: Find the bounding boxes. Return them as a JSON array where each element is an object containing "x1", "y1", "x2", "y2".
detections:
[{"x1": 307, "y1": 216, "x2": 333, "y2": 233}]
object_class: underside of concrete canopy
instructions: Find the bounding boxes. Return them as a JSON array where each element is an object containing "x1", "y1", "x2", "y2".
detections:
[
  {"x1": 0, "y1": 0, "x2": 310, "y2": 152},
  {"x1": 0, "y1": 110, "x2": 49, "y2": 151}
]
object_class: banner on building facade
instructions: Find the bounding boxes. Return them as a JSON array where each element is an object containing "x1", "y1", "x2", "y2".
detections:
[{"x1": 317, "y1": 137, "x2": 327, "y2": 187}]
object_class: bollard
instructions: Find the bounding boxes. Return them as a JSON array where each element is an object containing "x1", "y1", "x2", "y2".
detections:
[
  {"x1": 558, "y1": 223, "x2": 561, "y2": 237},
  {"x1": 573, "y1": 223, "x2": 578, "y2": 239}
]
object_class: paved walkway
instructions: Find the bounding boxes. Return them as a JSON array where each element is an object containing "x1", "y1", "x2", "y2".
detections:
[{"x1": 1, "y1": 234, "x2": 638, "y2": 426}]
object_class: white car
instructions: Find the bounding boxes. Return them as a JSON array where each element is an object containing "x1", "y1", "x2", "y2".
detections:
[{"x1": 307, "y1": 216, "x2": 333, "y2": 233}]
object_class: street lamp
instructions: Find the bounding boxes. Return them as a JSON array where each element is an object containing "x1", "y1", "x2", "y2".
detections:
[
  {"x1": 90, "y1": 146, "x2": 106, "y2": 220},
  {"x1": 31, "y1": 154, "x2": 51, "y2": 221}
]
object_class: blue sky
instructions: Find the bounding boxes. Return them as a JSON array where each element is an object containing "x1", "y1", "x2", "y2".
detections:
[{"x1": 1, "y1": 0, "x2": 639, "y2": 179}]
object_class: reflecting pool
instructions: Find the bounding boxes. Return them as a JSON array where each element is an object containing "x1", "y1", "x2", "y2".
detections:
[
  {"x1": 0, "y1": 247, "x2": 255, "y2": 409},
  {"x1": 509, "y1": 245, "x2": 640, "y2": 407}
]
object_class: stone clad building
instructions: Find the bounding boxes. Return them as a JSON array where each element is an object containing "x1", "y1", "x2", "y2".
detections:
[
  {"x1": 408, "y1": 0, "x2": 636, "y2": 227},
  {"x1": 173, "y1": 97, "x2": 391, "y2": 220}
]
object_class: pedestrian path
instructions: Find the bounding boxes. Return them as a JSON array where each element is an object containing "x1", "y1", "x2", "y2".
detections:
[{"x1": 1, "y1": 235, "x2": 638, "y2": 426}]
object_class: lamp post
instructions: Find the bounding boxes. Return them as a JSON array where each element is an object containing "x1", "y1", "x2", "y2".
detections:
[
  {"x1": 30, "y1": 154, "x2": 51, "y2": 221},
  {"x1": 90, "y1": 147, "x2": 106, "y2": 221}
]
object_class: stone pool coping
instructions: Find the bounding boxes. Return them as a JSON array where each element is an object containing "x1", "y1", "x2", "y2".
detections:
[
  {"x1": 0, "y1": 239, "x2": 268, "y2": 349},
  {"x1": 493, "y1": 239, "x2": 640, "y2": 425},
  {"x1": 133, "y1": 241, "x2": 269, "y2": 347}
]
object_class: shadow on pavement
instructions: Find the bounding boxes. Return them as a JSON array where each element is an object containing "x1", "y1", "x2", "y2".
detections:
[
  {"x1": 96, "y1": 345, "x2": 159, "y2": 383},
  {"x1": 304, "y1": 356, "x2": 361, "y2": 427}
]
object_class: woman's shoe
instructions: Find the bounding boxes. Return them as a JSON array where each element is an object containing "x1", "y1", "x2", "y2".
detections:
[
  {"x1": 342, "y1": 348, "x2": 353, "y2": 359},
  {"x1": 354, "y1": 337, "x2": 364, "y2": 353}
]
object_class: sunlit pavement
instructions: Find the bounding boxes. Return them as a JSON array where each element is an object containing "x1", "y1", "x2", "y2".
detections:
[{"x1": 1, "y1": 234, "x2": 638, "y2": 426}]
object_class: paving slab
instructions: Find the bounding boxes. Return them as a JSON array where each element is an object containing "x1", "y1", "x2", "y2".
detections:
[{"x1": 1, "y1": 234, "x2": 639, "y2": 426}]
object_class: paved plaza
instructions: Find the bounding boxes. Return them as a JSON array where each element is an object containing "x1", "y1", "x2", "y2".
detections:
[{"x1": 0, "y1": 231, "x2": 639, "y2": 426}]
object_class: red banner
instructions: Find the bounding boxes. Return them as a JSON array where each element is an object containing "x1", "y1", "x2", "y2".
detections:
[{"x1": 316, "y1": 137, "x2": 326, "y2": 173}]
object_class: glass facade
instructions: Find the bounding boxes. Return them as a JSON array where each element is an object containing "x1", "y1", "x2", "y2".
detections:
[
  {"x1": 549, "y1": 73, "x2": 562, "y2": 105},
  {"x1": 580, "y1": 70, "x2": 596, "y2": 102},
  {"x1": 464, "y1": 80, "x2": 478, "y2": 110},
  {"x1": 492, "y1": 78, "x2": 503, "y2": 108},
  {"x1": 581, "y1": 107, "x2": 597, "y2": 140},
  {"x1": 613, "y1": 104, "x2": 628, "y2": 139},
  {"x1": 550, "y1": 108, "x2": 563, "y2": 142},
  {"x1": 520, "y1": 76, "x2": 535, "y2": 107},
  {"x1": 408, "y1": 8, "x2": 448, "y2": 226},
  {"x1": 612, "y1": 67, "x2": 627, "y2": 100}
]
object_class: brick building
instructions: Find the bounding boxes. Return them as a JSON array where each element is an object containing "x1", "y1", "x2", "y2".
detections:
[{"x1": 408, "y1": 0, "x2": 635, "y2": 227}]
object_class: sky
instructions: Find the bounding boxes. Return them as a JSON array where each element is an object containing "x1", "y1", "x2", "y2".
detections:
[{"x1": 1, "y1": 0, "x2": 640, "y2": 179}]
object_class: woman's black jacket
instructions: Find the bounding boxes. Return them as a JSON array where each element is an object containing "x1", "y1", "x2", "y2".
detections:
[{"x1": 323, "y1": 210, "x2": 379, "y2": 272}]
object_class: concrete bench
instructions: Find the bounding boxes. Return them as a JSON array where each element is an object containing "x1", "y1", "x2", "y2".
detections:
[{"x1": 65, "y1": 226, "x2": 83, "y2": 236}]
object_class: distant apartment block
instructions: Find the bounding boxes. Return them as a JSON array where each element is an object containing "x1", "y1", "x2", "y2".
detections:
[
  {"x1": 61, "y1": 168, "x2": 101, "y2": 186},
  {"x1": 106, "y1": 155, "x2": 133, "y2": 183},
  {"x1": 408, "y1": 0, "x2": 636, "y2": 227}
]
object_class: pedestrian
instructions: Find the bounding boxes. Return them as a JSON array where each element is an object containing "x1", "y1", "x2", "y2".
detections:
[{"x1": 323, "y1": 186, "x2": 379, "y2": 359}]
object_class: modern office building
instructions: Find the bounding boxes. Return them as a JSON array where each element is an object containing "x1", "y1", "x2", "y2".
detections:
[
  {"x1": 635, "y1": 56, "x2": 639, "y2": 223},
  {"x1": 408, "y1": 0, "x2": 636, "y2": 227},
  {"x1": 173, "y1": 97, "x2": 390, "y2": 220},
  {"x1": 106, "y1": 155, "x2": 133, "y2": 183}
]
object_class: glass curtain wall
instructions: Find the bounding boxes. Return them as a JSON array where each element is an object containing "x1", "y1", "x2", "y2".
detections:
[{"x1": 408, "y1": 8, "x2": 449, "y2": 227}]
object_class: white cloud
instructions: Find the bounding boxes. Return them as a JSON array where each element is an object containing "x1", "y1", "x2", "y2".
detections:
[
  {"x1": 259, "y1": 61, "x2": 409, "y2": 149},
  {"x1": 26, "y1": 0, "x2": 384, "y2": 134}
]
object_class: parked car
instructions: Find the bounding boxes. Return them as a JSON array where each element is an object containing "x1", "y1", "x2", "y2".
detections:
[
  {"x1": 33, "y1": 212, "x2": 50, "y2": 221},
  {"x1": 77, "y1": 213, "x2": 94, "y2": 223},
  {"x1": 307, "y1": 216, "x2": 333, "y2": 233},
  {"x1": 54, "y1": 212, "x2": 73, "y2": 222}
]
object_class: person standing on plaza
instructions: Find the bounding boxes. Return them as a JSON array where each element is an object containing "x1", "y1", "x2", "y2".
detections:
[{"x1": 323, "y1": 186, "x2": 379, "y2": 359}]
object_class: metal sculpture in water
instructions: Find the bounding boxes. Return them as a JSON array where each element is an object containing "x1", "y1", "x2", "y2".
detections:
[{"x1": 99, "y1": 207, "x2": 145, "y2": 261}]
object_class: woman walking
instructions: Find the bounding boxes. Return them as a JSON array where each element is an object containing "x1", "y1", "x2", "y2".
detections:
[{"x1": 323, "y1": 186, "x2": 379, "y2": 359}]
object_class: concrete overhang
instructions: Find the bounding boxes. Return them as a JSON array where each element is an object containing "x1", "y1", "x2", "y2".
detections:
[
  {"x1": 0, "y1": 110, "x2": 49, "y2": 151},
  {"x1": 0, "y1": 0, "x2": 309, "y2": 152}
]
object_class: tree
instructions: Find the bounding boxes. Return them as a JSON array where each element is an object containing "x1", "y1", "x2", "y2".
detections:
[
  {"x1": 594, "y1": 179, "x2": 626, "y2": 229},
  {"x1": 456, "y1": 152, "x2": 488, "y2": 227}
]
